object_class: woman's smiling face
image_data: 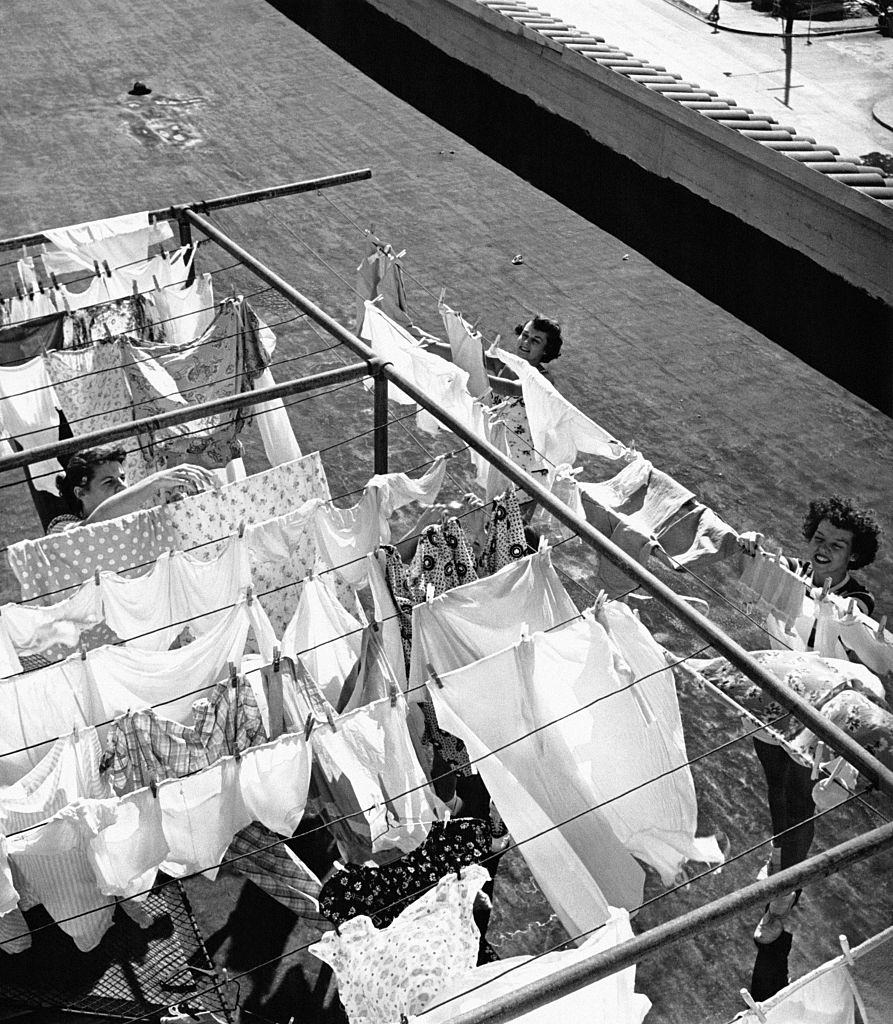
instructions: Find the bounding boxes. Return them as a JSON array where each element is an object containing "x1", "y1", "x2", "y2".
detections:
[
  {"x1": 806, "y1": 518, "x2": 855, "y2": 585},
  {"x1": 516, "y1": 320, "x2": 549, "y2": 366}
]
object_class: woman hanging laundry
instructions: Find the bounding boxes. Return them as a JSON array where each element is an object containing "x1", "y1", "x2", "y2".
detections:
[
  {"x1": 47, "y1": 445, "x2": 216, "y2": 533},
  {"x1": 489, "y1": 314, "x2": 564, "y2": 390}
]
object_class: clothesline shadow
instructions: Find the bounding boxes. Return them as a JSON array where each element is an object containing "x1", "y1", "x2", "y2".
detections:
[{"x1": 192, "y1": 812, "x2": 346, "y2": 1023}]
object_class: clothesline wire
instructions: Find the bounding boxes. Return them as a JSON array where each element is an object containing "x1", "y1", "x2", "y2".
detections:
[
  {"x1": 0, "y1": 641, "x2": 795, "y2": 949},
  {"x1": 0, "y1": 366, "x2": 369, "y2": 497},
  {"x1": 414, "y1": 786, "x2": 876, "y2": 1019},
  {"x1": 0, "y1": 452, "x2": 481, "y2": 685},
  {"x1": 0, "y1": 413, "x2": 470, "y2": 599},
  {"x1": 0, "y1": 300, "x2": 304, "y2": 406},
  {"x1": 0, "y1": 281, "x2": 278, "y2": 409},
  {"x1": 247, "y1": 200, "x2": 566, "y2": 485},
  {"x1": 55, "y1": 770, "x2": 873, "y2": 1024},
  {"x1": 4, "y1": 327, "x2": 347, "y2": 449},
  {"x1": 0, "y1": 243, "x2": 200, "y2": 295},
  {"x1": 0, "y1": 247, "x2": 242, "y2": 333}
]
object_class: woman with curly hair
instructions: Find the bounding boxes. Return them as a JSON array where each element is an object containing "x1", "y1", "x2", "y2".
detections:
[
  {"x1": 736, "y1": 495, "x2": 881, "y2": 941},
  {"x1": 738, "y1": 495, "x2": 880, "y2": 616}
]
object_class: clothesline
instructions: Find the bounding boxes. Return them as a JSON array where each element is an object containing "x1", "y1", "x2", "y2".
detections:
[
  {"x1": 0, "y1": 243, "x2": 223, "y2": 332},
  {"x1": 0, "y1": 293, "x2": 298, "y2": 406},
  {"x1": 3, "y1": 316, "x2": 337, "y2": 447},
  {"x1": 62, "y1": 779, "x2": 871, "y2": 1024},
  {"x1": 0, "y1": 369, "x2": 373, "y2": 495},
  {"x1": 0, "y1": 643, "x2": 806, "y2": 951}
]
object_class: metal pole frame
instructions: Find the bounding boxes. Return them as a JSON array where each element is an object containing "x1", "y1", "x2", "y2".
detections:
[
  {"x1": 443, "y1": 819, "x2": 893, "y2": 1024},
  {"x1": 0, "y1": 169, "x2": 372, "y2": 252},
  {"x1": 0, "y1": 361, "x2": 373, "y2": 473},
  {"x1": 182, "y1": 208, "x2": 893, "y2": 800},
  {"x1": 373, "y1": 373, "x2": 389, "y2": 475}
]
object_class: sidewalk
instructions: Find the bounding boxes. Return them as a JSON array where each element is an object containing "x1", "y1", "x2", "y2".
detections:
[{"x1": 543, "y1": 0, "x2": 893, "y2": 158}]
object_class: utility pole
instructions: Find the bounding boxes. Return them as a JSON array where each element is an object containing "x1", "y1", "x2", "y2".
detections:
[{"x1": 779, "y1": 0, "x2": 796, "y2": 107}]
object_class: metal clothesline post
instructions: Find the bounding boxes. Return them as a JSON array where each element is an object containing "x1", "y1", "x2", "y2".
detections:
[
  {"x1": 440, "y1": 820, "x2": 893, "y2": 1024},
  {"x1": 0, "y1": 169, "x2": 373, "y2": 252},
  {"x1": 182, "y1": 207, "x2": 893, "y2": 802},
  {"x1": 374, "y1": 372, "x2": 389, "y2": 475},
  {"x1": 0, "y1": 361, "x2": 374, "y2": 474}
]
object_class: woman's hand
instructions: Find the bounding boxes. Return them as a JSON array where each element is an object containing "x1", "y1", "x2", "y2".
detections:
[{"x1": 150, "y1": 464, "x2": 217, "y2": 496}]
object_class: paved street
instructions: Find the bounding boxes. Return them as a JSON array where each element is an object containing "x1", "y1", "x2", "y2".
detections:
[{"x1": 543, "y1": 0, "x2": 893, "y2": 158}]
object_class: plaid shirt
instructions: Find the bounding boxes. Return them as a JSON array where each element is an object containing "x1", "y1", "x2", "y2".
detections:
[{"x1": 101, "y1": 675, "x2": 265, "y2": 792}]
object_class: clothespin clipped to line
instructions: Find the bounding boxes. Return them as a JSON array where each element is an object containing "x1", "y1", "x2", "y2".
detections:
[
  {"x1": 876, "y1": 615, "x2": 887, "y2": 642},
  {"x1": 427, "y1": 661, "x2": 444, "y2": 689},
  {"x1": 152, "y1": 275, "x2": 161, "y2": 294},
  {"x1": 246, "y1": 584, "x2": 253, "y2": 606},
  {"x1": 102, "y1": 260, "x2": 112, "y2": 279},
  {"x1": 94, "y1": 569, "x2": 101, "y2": 587},
  {"x1": 237, "y1": 519, "x2": 245, "y2": 539},
  {"x1": 739, "y1": 989, "x2": 767, "y2": 1023},
  {"x1": 821, "y1": 576, "x2": 833, "y2": 601},
  {"x1": 303, "y1": 713, "x2": 315, "y2": 741},
  {"x1": 324, "y1": 706, "x2": 337, "y2": 733},
  {"x1": 93, "y1": 259, "x2": 102, "y2": 280},
  {"x1": 228, "y1": 661, "x2": 239, "y2": 689},
  {"x1": 389, "y1": 682, "x2": 399, "y2": 708},
  {"x1": 79, "y1": 637, "x2": 88, "y2": 661},
  {"x1": 272, "y1": 645, "x2": 281, "y2": 675},
  {"x1": 49, "y1": 272, "x2": 60, "y2": 291},
  {"x1": 103, "y1": 325, "x2": 114, "y2": 345}
]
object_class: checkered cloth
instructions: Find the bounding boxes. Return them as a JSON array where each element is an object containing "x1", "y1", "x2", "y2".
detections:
[{"x1": 226, "y1": 822, "x2": 326, "y2": 924}]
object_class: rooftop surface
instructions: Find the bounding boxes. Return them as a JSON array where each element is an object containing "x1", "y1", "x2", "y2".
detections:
[{"x1": 1, "y1": 1, "x2": 891, "y2": 1021}]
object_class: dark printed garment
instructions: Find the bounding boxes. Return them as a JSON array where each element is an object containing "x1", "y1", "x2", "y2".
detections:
[
  {"x1": 478, "y1": 489, "x2": 528, "y2": 575},
  {"x1": 319, "y1": 817, "x2": 491, "y2": 929}
]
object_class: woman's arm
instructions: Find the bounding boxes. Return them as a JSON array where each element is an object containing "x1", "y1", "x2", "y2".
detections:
[{"x1": 83, "y1": 464, "x2": 218, "y2": 524}]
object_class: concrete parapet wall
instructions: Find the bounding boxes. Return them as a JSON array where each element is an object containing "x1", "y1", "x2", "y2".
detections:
[{"x1": 369, "y1": 0, "x2": 892, "y2": 306}]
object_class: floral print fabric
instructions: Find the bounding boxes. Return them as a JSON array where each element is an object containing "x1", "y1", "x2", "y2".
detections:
[
  {"x1": 310, "y1": 864, "x2": 490, "y2": 1024},
  {"x1": 318, "y1": 817, "x2": 491, "y2": 929},
  {"x1": 686, "y1": 650, "x2": 889, "y2": 745},
  {"x1": 478, "y1": 489, "x2": 528, "y2": 575}
]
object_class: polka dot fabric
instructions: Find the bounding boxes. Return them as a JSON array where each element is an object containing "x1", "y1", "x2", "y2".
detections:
[
  {"x1": 478, "y1": 489, "x2": 528, "y2": 575},
  {"x1": 8, "y1": 508, "x2": 179, "y2": 603},
  {"x1": 310, "y1": 864, "x2": 489, "y2": 1024}
]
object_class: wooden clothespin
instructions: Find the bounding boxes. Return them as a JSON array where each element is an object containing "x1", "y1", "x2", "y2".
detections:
[
  {"x1": 425, "y1": 582, "x2": 436, "y2": 604},
  {"x1": 324, "y1": 706, "x2": 338, "y2": 733},
  {"x1": 36, "y1": 277, "x2": 45, "y2": 295},
  {"x1": 102, "y1": 260, "x2": 112, "y2": 278},
  {"x1": 237, "y1": 519, "x2": 246, "y2": 539},
  {"x1": 61, "y1": 292, "x2": 71, "y2": 314},
  {"x1": 877, "y1": 615, "x2": 887, "y2": 641},
  {"x1": 303, "y1": 713, "x2": 316, "y2": 740},
  {"x1": 132, "y1": 279, "x2": 140, "y2": 299},
  {"x1": 739, "y1": 989, "x2": 767, "y2": 1023},
  {"x1": 21, "y1": 244, "x2": 28, "y2": 262},
  {"x1": 426, "y1": 661, "x2": 444, "y2": 689},
  {"x1": 49, "y1": 272, "x2": 60, "y2": 291},
  {"x1": 389, "y1": 682, "x2": 399, "y2": 708},
  {"x1": 103, "y1": 324, "x2": 114, "y2": 344},
  {"x1": 79, "y1": 638, "x2": 88, "y2": 661},
  {"x1": 94, "y1": 568, "x2": 101, "y2": 587},
  {"x1": 821, "y1": 576, "x2": 833, "y2": 600},
  {"x1": 774, "y1": 548, "x2": 783, "y2": 564},
  {"x1": 228, "y1": 661, "x2": 239, "y2": 688},
  {"x1": 149, "y1": 778, "x2": 158, "y2": 799},
  {"x1": 152, "y1": 275, "x2": 161, "y2": 293},
  {"x1": 93, "y1": 259, "x2": 102, "y2": 279},
  {"x1": 839, "y1": 934, "x2": 855, "y2": 965},
  {"x1": 13, "y1": 281, "x2": 23, "y2": 301},
  {"x1": 159, "y1": 247, "x2": 168, "y2": 261},
  {"x1": 245, "y1": 584, "x2": 254, "y2": 606}
]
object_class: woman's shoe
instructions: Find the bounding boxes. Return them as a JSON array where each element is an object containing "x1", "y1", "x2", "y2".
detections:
[{"x1": 753, "y1": 889, "x2": 801, "y2": 945}]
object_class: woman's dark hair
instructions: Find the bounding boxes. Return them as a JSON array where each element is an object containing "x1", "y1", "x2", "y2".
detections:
[
  {"x1": 56, "y1": 446, "x2": 127, "y2": 513},
  {"x1": 802, "y1": 495, "x2": 881, "y2": 570},
  {"x1": 514, "y1": 315, "x2": 563, "y2": 363}
]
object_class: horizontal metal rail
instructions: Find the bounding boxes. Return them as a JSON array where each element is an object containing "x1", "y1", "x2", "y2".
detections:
[
  {"x1": 0, "y1": 361, "x2": 373, "y2": 472},
  {"x1": 445, "y1": 819, "x2": 893, "y2": 1024},
  {"x1": 0, "y1": 170, "x2": 372, "y2": 252},
  {"x1": 184, "y1": 209, "x2": 893, "y2": 800}
]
